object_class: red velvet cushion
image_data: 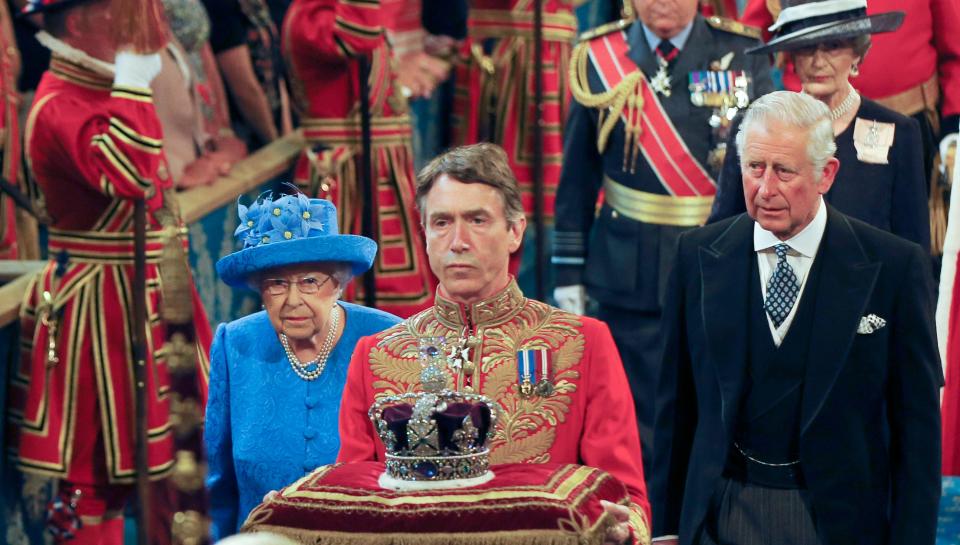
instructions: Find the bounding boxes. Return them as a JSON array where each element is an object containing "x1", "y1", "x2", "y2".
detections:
[{"x1": 241, "y1": 462, "x2": 630, "y2": 544}]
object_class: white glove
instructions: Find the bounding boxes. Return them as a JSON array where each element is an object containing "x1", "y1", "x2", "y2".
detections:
[
  {"x1": 554, "y1": 284, "x2": 586, "y2": 316},
  {"x1": 113, "y1": 51, "x2": 163, "y2": 89}
]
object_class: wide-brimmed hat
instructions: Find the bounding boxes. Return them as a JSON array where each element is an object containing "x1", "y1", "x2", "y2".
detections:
[
  {"x1": 216, "y1": 191, "x2": 377, "y2": 289},
  {"x1": 746, "y1": 0, "x2": 904, "y2": 55}
]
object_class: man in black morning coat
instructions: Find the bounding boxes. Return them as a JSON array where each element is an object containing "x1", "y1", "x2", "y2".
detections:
[{"x1": 650, "y1": 91, "x2": 942, "y2": 545}]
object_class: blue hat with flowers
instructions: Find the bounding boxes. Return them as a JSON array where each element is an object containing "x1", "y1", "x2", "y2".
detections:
[{"x1": 215, "y1": 191, "x2": 377, "y2": 289}]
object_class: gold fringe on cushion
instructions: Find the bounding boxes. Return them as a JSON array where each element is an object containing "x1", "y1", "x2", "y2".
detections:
[
  {"x1": 243, "y1": 526, "x2": 604, "y2": 545},
  {"x1": 241, "y1": 502, "x2": 639, "y2": 545}
]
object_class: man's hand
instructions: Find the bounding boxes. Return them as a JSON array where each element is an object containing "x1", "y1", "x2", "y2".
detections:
[
  {"x1": 554, "y1": 285, "x2": 586, "y2": 315},
  {"x1": 601, "y1": 500, "x2": 632, "y2": 545},
  {"x1": 210, "y1": 134, "x2": 248, "y2": 165},
  {"x1": 395, "y1": 52, "x2": 451, "y2": 99},
  {"x1": 940, "y1": 132, "x2": 957, "y2": 181},
  {"x1": 179, "y1": 155, "x2": 225, "y2": 188}
]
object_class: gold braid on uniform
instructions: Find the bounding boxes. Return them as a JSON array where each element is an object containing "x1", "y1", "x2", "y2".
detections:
[{"x1": 569, "y1": 41, "x2": 646, "y2": 173}]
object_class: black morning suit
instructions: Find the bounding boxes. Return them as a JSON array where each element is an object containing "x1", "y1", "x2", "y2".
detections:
[
  {"x1": 552, "y1": 15, "x2": 774, "y2": 474},
  {"x1": 651, "y1": 208, "x2": 943, "y2": 545},
  {"x1": 708, "y1": 98, "x2": 931, "y2": 254}
]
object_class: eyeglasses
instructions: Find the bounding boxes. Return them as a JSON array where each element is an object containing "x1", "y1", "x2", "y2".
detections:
[{"x1": 260, "y1": 275, "x2": 333, "y2": 296}]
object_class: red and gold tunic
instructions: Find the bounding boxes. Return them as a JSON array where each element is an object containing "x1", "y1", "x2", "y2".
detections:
[
  {"x1": 452, "y1": 0, "x2": 581, "y2": 222},
  {"x1": 6, "y1": 45, "x2": 211, "y2": 485},
  {"x1": 283, "y1": 0, "x2": 436, "y2": 318},
  {"x1": 0, "y1": 0, "x2": 20, "y2": 259},
  {"x1": 338, "y1": 279, "x2": 651, "y2": 544}
]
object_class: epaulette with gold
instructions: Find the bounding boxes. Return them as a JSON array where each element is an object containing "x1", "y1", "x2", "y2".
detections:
[
  {"x1": 577, "y1": 18, "x2": 632, "y2": 43},
  {"x1": 706, "y1": 16, "x2": 762, "y2": 40}
]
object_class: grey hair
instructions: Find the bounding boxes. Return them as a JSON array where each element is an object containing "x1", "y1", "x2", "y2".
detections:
[
  {"x1": 331, "y1": 263, "x2": 354, "y2": 297},
  {"x1": 735, "y1": 91, "x2": 837, "y2": 175}
]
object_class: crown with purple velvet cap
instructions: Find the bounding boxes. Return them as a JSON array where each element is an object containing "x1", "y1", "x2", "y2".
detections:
[{"x1": 369, "y1": 336, "x2": 498, "y2": 490}]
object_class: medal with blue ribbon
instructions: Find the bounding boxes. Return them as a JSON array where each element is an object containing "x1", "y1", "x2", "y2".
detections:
[{"x1": 517, "y1": 349, "x2": 554, "y2": 398}]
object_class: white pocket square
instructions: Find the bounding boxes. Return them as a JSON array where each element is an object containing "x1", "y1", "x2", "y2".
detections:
[{"x1": 857, "y1": 314, "x2": 886, "y2": 335}]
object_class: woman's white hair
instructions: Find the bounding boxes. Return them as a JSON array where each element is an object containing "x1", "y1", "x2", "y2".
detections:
[{"x1": 735, "y1": 91, "x2": 837, "y2": 176}]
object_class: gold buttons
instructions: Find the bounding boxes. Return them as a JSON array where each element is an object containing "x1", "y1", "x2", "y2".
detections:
[
  {"x1": 462, "y1": 361, "x2": 475, "y2": 376},
  {"x1": 463, "y1": 385, "x2": 474, "y2": 393}
]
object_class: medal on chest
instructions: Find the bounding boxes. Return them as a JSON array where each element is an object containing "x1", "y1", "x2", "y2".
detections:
[
  {"x1": 516, "y1": 348, "x2": 554, "y2": 398},
  {"x1": 650, "y1": 56, "x2": 672, "y2": 97}
]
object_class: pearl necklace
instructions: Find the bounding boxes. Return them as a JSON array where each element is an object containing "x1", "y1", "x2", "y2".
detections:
[
  {"x1": 280, "y1": 305, "x2": 341, "y2": 381},
  {"x1": 829, "y1": 84, "x2": 859, "y2": 121}
]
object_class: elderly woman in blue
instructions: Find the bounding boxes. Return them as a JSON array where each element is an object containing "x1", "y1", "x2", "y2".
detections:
[{"x1": 205, "y1": 192, "x2": 400, "y2": 539}]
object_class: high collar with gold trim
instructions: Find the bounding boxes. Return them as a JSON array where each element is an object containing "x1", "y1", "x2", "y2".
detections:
[
  {"x1": 36, "y1": 31, "x2": 114, "y2": 90},
  {"x1": 433, "y1": 278, "x2": 526, "y2": 330}
]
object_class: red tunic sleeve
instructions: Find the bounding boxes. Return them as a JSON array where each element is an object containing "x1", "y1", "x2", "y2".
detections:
[
  {"x1": 932, "y1": 0, "x2": 960, "y2": 118},
  {"x1": 337, "y1": 333, "x2": 381, "y2": 462},
  {"x1": 285, "y1": 0, "x2": 385, "y2": 61},
  {"x1": 31, "y1": 85, "x2": 167, "y2": 210},
  {"x1": 578, "y1": 318, "x2": 652, "y2": 537}
]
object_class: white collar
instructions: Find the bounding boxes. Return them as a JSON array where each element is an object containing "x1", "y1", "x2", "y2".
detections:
[
  {"x1": 35, "y1": 31, "x2": 115, "y2": 77},
  {"x1": 753, "y1": 197, "x2": 828, "y2": 258}
]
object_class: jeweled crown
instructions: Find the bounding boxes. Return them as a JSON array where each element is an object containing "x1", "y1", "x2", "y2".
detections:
[{"x1": 369, "y1": 337, "x2": 497, "y2": 484}]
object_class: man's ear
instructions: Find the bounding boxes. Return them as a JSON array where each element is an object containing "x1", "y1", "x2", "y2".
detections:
[
  {"x1": 507, "y1": 216, "x2": 526, "y2": 253},
  {"x1": 817, "y1": 157, "x2": 840, "y2": 195}
]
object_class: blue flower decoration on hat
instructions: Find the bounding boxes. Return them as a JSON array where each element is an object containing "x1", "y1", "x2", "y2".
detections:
[{"x1": 216, "y1": 190, "x2": 378, "y2": 289}]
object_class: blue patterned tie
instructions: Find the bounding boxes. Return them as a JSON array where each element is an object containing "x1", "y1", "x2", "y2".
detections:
[{"x1": 764, "y1": 243, "x2": 800, "y2": 327}]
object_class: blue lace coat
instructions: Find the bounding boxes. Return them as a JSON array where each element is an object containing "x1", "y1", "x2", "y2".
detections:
[{"x1": 205, "y1": 303, "x2": 400, "y2": 539}]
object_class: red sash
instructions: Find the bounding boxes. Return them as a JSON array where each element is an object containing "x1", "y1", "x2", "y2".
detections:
[{"x1": 586, "y1": 31, "x2": 716, "y2": 197}]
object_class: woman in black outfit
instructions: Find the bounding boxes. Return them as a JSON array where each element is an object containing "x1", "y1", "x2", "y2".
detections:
[{"x1": 708, "y1": 0, "x2": 930, "y2": 254}]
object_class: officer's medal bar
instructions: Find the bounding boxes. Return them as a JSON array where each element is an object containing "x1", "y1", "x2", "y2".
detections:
[
  {"x1": 517, "y1": 348, "x2": 554, "y2": 398},
  {"x1": 689, "y1": 69, "x2": 749, "y2": 110}
]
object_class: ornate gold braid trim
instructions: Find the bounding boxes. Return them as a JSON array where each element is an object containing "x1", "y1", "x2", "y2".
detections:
[
  {"x1": 627, "y1": 503, "x2": 651, "y2": 545},
  {"x1": 569, "y1": 42, "x2": 644, "y2": 156}
]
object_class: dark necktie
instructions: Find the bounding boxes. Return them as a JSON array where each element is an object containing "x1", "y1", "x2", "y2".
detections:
[
  {"x1": 764, "y1": 243, "x2": 800, "y2": 328},
  {"x1": 656, "y1": 39, "x2": 680, "y2": 64}
]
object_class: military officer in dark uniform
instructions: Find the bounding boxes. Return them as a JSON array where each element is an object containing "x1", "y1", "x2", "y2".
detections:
[{"x1": 552, "y1": 0, "x2": 775, "y2": 474}]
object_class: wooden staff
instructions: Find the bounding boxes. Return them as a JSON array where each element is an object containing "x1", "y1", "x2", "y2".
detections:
[
  {"x1": 532, "y1": 0, "x2": 546, "y2": 301},
  {"x1": 358, "y1": 56, "x2": 377, "y2": 308},
  {"x1": 132, "y1": 198, "x2": 150, "y2": 545}
]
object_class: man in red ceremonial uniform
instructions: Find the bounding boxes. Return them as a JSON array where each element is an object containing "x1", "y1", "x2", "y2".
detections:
[
  {"x1": 282, "y1": 0, "x2": 436, "y2": 318},
  {"x1": 6, "y1": 0, "x2": 212, "y2": 542},
  {"x1": 740, "y1": 0, "x2": 960, "y2": 194},
  {"x1": 338, "y1": 143, "x2": 651, "y2": 545},
  {"x1": 452, "y1": 0, "x2": 580, "y2": 223}
]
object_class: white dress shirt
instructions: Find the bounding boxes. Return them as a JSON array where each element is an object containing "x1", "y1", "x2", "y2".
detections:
[{"x1": 753, "y1": 198, "x2": 828, "y2": 346}]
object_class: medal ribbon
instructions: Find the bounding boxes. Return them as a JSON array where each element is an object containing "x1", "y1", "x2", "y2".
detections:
[
  {"x1": 517, "y1": 350, "x2": 537, "y2": 387},
  {"x1": 586, "y1": 31, "x2": 716, "y2": 197}
]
